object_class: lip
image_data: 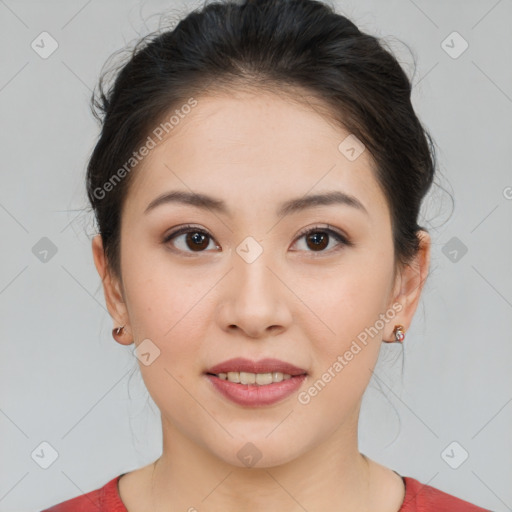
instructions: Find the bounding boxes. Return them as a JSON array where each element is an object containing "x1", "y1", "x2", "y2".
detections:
[
  {"x1": 205, "y1": 373, "x2": 307, "y2": 407},
  {"x1": 205, "y1": 357, "x2": 308, "y2": 376}
]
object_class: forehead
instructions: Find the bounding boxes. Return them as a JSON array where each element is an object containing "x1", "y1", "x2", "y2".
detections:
[{"x1": 125, "y1": 90, "x2": 389, "y2": 221}]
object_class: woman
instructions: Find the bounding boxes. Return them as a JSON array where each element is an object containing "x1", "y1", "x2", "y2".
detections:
[{"x1": 42, "y1": 0, "x2": 491, "y2": 510}]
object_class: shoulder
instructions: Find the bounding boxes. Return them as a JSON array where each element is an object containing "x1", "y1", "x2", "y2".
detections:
[
  {"x1": 400, "y1": 476, "x2": 492, "y2": 511},
  {"x1": 40, "y1": 474, "x2": 127, "y2": 512}
]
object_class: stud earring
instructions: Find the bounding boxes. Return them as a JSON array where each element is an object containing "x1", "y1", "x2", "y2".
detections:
[
  {"x1": 393, "y1": 324, "x2": 405, "y2": 343},
  {"x1": 383, "y1": 324, "x2": 405, "y2": 343},
  {"x1": 112, "y1": 325, "x2": 125, "y2": 340}
]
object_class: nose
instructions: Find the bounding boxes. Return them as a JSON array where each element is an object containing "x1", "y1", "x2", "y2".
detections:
[{"x1": 216, "y1": 245, "x2": 293, "y2": 339}]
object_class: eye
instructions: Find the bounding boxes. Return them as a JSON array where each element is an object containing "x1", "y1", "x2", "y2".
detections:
[
  {"x1": 163, "y1": 224, "x2": 219, "y2": 254},
  {"x1": 292, "y1": 225, "x2": 352, "y2": 254},
  {"x1": 163, "y1": 224, "x2": 352, "y2": 255}
]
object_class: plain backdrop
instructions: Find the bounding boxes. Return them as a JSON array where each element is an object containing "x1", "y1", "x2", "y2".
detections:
[{"x1": 1, "y1": 0, "x2": 511, "y2": 511}]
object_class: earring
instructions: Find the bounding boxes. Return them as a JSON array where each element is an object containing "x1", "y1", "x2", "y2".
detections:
[
  {"x1": 392, "y1": 324, "x2": 405, "y2": 343},
  {"x1": 383, "y1": 324, "x2": 405, "y2": 343},
  {"x1": 112, "y1": 325, "x2": 125, "y2": 340}
]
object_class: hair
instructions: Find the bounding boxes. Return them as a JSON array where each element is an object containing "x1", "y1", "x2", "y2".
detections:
[{"x1": 86, "y1": 0, "x2": 438, "y2": 282}]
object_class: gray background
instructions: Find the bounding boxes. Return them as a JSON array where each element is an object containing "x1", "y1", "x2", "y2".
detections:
[{"x1": 1, "y1": 0, "x2": 511, "y2": 511}]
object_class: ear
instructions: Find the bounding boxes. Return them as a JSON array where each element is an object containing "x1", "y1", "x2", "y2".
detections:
[
  {"x1": 385, "y1": 230, "x2": 431, "y2": 341},
  {"x1": 92, "y1": 234, "x2": 132, "y2": 345}
]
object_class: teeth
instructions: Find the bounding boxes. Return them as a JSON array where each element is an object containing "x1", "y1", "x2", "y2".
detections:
[{"x1": 216, "y1": 371, "x2": 295, "y2": 385}]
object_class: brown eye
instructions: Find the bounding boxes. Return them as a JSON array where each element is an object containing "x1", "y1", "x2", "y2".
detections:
[
  {"x1": 163, "y1": 225, "x2": 219, "y2": 253},
  {"x1": 163, "y1": 224, "x2": 351, "y2": 256},
  {"x1": 293, "y1": 226, "x2": 351, "y2": 254}
]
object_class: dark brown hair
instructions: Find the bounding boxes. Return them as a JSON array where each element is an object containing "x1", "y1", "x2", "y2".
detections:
[{"x1": 86, "y1": 0, "x2": 437, "y2": 280}]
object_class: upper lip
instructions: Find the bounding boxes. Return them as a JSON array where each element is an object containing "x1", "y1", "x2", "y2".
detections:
[{"x1": 205, "y1": 357, "x2": 308, "y2": 376}]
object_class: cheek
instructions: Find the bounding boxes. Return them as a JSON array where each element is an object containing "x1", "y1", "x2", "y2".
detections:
[
  {"x1": 300, "y1": 251, "x2": 393, "y2": 387},
  {"x1": 121, "y1": 253, "x2": 214, "y2": 417},
  {"x1": 310, "y1": 255, "x2": 393, "y2": 340},
  {"x1": 297, "y1": 272, "x2": 389, "y2": 419},
  {"x1": 121, "y1": 240, "x2": 211, "y2": 339}
]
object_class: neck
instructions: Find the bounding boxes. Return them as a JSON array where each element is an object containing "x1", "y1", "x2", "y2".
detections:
[{"x1": 148, "y1": 416, "x2": 373, "y2": 512}]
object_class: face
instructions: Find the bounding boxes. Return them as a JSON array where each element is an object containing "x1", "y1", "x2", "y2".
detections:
[{"x1": 93, "y1": 89, "x2": 429, "y2": 468}]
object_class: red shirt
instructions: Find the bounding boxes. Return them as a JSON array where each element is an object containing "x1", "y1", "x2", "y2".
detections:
[{"x1": 40, "y1": 472, "x2": 492, "y2": 511}]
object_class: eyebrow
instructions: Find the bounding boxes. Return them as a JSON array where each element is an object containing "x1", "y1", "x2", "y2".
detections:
[{"x1": 144, "y1": 190, "x2": 368, "y2": 217}]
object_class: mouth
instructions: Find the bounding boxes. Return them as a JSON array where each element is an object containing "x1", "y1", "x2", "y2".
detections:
[
  {"x1": 204, "y1": 359, "x2": 308, "y2": 407},
  {"x1": 205, "y1": 357, "x2": 308, "y2": 383}
]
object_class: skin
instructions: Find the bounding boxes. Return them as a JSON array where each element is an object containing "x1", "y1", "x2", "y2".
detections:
[{"x1": 92, "y1": 89, "x2": 430, "y2": 512}]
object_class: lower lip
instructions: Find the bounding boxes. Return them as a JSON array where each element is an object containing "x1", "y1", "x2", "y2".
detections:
[{"x1": 205, "y1": 374, "x2": 307, "y2": 407}]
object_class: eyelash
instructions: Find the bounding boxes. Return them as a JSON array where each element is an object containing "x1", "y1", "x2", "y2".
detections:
[{"x1": 162, "y1": 224, "x2": 353, "y2": 256}]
